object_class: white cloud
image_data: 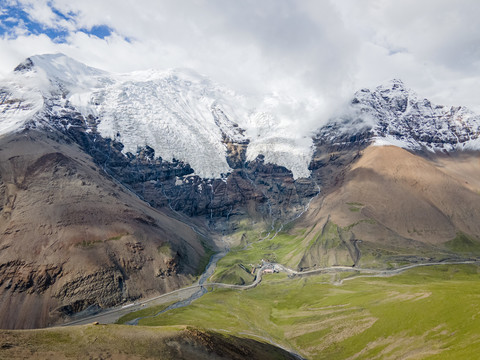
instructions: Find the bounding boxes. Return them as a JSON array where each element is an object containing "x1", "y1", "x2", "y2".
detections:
[
  {"x1": 1, "y1": 0, "x2": 480, "y2": 132},
  {"x1": 333, "y1": 0, "x2": 480, "y2": 106},
  {"x1": 21, "y1": 0, "x2": 61, "y2": 29}
]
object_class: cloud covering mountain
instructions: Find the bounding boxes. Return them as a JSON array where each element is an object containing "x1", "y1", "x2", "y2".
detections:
[{"x1": 1, "y1": 0, "x2": 480, "y2": 137}]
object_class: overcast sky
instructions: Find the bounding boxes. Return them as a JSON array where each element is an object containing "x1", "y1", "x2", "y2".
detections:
[{"x1": 1, "y1": 0, "x2": 480, "y2": 127}]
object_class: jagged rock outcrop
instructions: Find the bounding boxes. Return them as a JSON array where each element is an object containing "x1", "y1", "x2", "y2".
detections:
[
  {"x1": 322, "y1": 79, "x2": 480, "y2": 151},
  {"x1": 0, "y1": 261, "x2": 62, "y2": 294},
  {"x1": 44, "y1": 109, "x2": 319, "y2": 224}
]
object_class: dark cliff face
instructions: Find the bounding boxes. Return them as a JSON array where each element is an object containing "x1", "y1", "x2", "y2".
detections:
[
  {"x1": 308, "y1": 124, "x2": 371, "y2": 197},
  {"x1": 42, "y1": 110, "x2": 321, "y2": 228}
]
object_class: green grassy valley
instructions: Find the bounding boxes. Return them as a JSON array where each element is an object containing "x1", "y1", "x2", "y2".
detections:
[
  {"x1": 132, "y1": 264, "x2": 480, "y2": 359},
  {"x1": 4, "y1": 221, "x2": 475, "y2": 359},
  {"x1": 211, "y1": 219, "x2": 466, "y2": 287}
]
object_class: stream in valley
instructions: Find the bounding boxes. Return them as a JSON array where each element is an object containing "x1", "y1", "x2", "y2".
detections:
[{"x1": 126, "y1": 249, "x2": 228, "y2": 325}]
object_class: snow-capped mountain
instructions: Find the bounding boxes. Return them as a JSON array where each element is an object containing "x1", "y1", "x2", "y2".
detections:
[
  {"x1": 2, "y1": 54, "x2": 480, "y2": 184},
  {"x1": 0, "y1": 54, "x2": 313, "y2": 179},
  {"x1": 326, "y1": 79, "x2": 480, "y2": 151}
]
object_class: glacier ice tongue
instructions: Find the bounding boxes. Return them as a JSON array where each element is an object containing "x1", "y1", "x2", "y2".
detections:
[{"x1": 93, "y1": 69, "x2": 237, "y2": 179}]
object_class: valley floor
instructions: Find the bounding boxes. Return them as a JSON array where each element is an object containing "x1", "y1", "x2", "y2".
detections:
[
  {"x1": 129, "y1": 263, "x2": 480, "y2": 360},
  {"x1": 2, "y1": 263, "x2": 479, "y2": 359}
]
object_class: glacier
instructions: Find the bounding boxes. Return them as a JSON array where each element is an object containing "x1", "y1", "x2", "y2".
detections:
[{"x1": 0, "y1": 53, "x2": 313, "y2": 179}]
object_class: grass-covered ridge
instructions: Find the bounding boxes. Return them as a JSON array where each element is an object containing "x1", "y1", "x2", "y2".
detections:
[
  {"x1": 210, "y1": 263, "x2": 254, "y2": 285},
  {"x1": 0, "y1": 324, "x2": 298, "y2": 359},
  {"x1": 135, "y1": 264, "x2": 480, "y2": 360},
  {"x1": 444, "y1": 232, "x2": 480, "y2": 255}
]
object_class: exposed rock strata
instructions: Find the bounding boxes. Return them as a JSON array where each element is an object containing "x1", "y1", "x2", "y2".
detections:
[
  {"x1": 0, "y1": 130, "x2": 206, "y2": 329},
  {"x1": 45, "y1": 110, "x2": 320, "y2": 225}
]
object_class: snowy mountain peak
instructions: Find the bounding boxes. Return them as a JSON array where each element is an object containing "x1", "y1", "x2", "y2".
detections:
[
  {"x1": 354, "y1": 79, "x2": 414, "y2": 115},
  {"x1": 24, "y1": 53, "x2": 108, "y2": 78},
  {"x1": 356, "y1": 79, "x2": 408, "y2": 96},
  {"x1": 15, "y1": 53, "x2": 107, "y2": 94},
  {"x1": 328, "y1": 79, "x2": 480, "y2": 151},
  {"x1": 378, "y1": 78, "x2": 407, "y2": 91}
]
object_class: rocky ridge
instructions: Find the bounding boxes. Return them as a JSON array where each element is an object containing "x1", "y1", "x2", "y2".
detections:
[{"x1": 325, "y1": 79, "x2": 480, "y2": 151}]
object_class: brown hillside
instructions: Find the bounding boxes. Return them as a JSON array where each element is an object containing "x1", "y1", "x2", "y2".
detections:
[
  {"x1": 0, "y1": 130, "x2": 208, "y2": 329},
  {"x1": 297, "y1": 146, "x2": 480, "y2": 268}
]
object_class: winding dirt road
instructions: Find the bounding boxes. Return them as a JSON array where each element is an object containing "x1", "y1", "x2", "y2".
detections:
[{"x1": 63, "y1": 259, "x2": 477, "y2": 326}]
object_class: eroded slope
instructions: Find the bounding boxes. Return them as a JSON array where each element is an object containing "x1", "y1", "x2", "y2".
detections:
[{"x1": 0, "y1": 130, "x2": 208, "y2": 329}]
